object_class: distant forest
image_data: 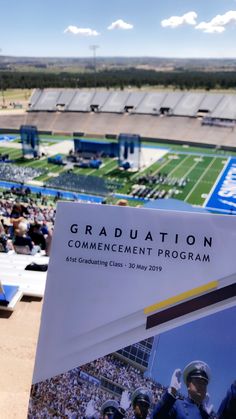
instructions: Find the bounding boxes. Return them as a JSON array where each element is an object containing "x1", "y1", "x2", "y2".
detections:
[{"x1": 1, "y1": 68, "x2": 236, "y2": 90}]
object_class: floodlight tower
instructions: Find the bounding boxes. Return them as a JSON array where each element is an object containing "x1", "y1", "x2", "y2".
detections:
[{"x1": 90, "y1": 45, "x2": 99, "y2": 89}]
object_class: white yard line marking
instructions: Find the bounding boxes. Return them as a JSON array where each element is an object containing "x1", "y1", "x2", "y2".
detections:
[
  {"x1": 168, "y1": 155, "x2": 191, "y2": 177},
  {"x1": 184, "y1": 157, "x2": 216, "y2": 202},
  {"x1": 182, "y1": 160, "x2": 200, "y2": 179}
]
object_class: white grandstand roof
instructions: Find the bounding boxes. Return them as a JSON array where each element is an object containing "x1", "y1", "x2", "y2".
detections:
[
  {"x1": 31, "y1": 89, "x2": 61, "y2": 111},
  {"x1": 135, "y1": 92, "x2": 167, "y2": 114},
  {"x1": 67, "y1": 90, "x2": 96, "y2": 112},
  {"x1": 173, "y1": 92, "x2": 205, "y2": 116},
  {"x1": 211, "y1": 94, "x2": 236, "y2": 120},
  {"x1": 100, "y1": 91, "x2": 131, "y2": 113}
]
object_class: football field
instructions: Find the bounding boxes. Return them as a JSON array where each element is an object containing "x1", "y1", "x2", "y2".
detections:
[{"x1": 0, "y1": 135, "x2": 236, "y2": 213}]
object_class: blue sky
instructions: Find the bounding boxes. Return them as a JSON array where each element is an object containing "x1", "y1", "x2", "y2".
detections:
[
  {"x1": 1, "y1": 0, "x2": 236, "y2": 57},
  {"x1": 147, "y1": 305, "x2": 236, "y2": 412}
]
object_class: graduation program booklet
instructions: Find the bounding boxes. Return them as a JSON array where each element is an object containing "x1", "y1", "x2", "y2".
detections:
[{"x1": 28, "y1": 202, "x2": 236, "y2": 417}]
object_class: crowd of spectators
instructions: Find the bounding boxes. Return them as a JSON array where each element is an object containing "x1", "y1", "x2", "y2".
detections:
[
  {"x1": 0, "y1": 198, "x2": 56, "y2": 256},
  {"x1": 81, "y1": 355, "x2": 154, "y2": 393},
  {"x1": 28, "y1": 353, "x2": 166, "y2": 418},
  {"x1": 0, "y1": 184, "x2": 105, "y2": 255}
]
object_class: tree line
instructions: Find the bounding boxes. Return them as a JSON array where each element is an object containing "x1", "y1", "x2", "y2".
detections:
[{"x1": 0, "y1": 68, "x2": 236, "y2": 90}]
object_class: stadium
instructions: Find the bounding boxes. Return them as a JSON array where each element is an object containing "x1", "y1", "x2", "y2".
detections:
[
  {"x1": 0, "y1": 88, "x2": 236, "y2": 213},
  {"x1": 0, "y1": 88, "x2": 236, "y2": 418}
]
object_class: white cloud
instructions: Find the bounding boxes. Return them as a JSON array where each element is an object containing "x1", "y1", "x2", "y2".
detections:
[
  {"x1": 211, "y1": 10, "x2": 236, "y2": 26},
  {"x1": 161, "y1": 11, "x2": 197, "y2": 28},
  {"x1": 107, "y1": 19, "x2": 133, "y2": 30},
  {"x1": 196, "y1": 10, "x2": 236, "y2": 33},
  {"x1": 64, "y1": 26, "x2": 100, "y2": 36},
  {"x1": 195, "y1": 22, "x2": 225, "y2": 33}
]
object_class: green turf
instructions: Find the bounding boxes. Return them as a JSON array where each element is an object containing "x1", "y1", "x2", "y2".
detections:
[{"x1": 0, "y1": 135, "x2": 234, "y2": 210}]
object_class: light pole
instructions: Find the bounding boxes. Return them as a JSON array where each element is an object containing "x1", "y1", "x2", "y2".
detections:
[{"x1": 90, "y1": 45, "x2": 99, "y2": 89}]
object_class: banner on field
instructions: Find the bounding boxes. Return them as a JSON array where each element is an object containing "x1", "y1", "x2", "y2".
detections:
[{"x1": 32, "y1": 202, "x2": 236, "y2": 384}]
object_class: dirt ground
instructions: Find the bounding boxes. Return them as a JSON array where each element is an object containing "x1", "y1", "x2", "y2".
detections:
[{"x1": 0, "y1": 298, "x2": 43, "y2": 419}]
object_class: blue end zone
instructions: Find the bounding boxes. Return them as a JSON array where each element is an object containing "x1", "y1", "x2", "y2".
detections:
[
  {"x1": 0, "y1": 285, "x2": 19, "y2": 306},
  {"x1": 205, "y1": 158, "x2": 236, "y2": 214}
]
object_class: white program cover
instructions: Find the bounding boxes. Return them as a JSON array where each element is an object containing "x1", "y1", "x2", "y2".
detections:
[{"x1": 28, "y1": 202, "x2": 236, "y2": 418}]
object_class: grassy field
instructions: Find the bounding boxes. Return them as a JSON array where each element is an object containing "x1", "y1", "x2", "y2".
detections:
[
  {"x1": 0, "y1": 89, "x2": 32, "y2": 109},
  {"x1": 2, "y1": 89, "x2": 32, "y2": 101},
  {"x1": 0, "y1": 134, "x2": 231, "y2": 208}
]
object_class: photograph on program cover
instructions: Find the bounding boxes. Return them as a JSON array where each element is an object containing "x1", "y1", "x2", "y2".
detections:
[
  {"x1": 28, "y1": 202, "x2": 236, "y2": 418},
  {"x1": 28, "y1": 305, "x2": 236, "y2": 418}
]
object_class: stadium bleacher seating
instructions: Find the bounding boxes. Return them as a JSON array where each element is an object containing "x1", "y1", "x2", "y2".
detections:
[
  {"x1": 13, "y1": 245, "x2": 31, "y2": 255},
  {"x1": 27, "y1": 88, "x2": 236, "y2": 120}
]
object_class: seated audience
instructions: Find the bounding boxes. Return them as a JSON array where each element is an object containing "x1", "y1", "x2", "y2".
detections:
[
  {"x1": 28, "y1": 222, "x2": 46, "y2": 251},
  {"x1": 0, "y1": 219, "x2": 13, "y2": 252},
  {"x1": 13, "y1": 222, "x2": 40, "y2": 255}
]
